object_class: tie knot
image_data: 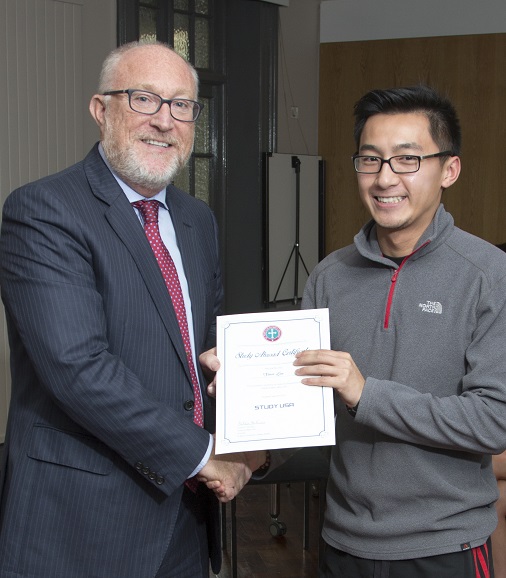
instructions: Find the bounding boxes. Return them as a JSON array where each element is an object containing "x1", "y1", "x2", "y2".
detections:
[{"x1": 132, "y1": 200, "x2": 159, "y2": 224}]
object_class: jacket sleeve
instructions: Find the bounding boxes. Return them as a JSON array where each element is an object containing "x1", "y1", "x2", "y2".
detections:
[{"x1": 356, "y1": 274, "x2": 506, "y2": 455}]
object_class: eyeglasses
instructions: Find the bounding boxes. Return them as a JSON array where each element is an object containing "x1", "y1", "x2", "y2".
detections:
[
  {"x1": 102, "y1": 89, "x2": 203, "y2": 122},
  {"x1": 352, "y1": 151, "x2": 452, "y2": 174}
]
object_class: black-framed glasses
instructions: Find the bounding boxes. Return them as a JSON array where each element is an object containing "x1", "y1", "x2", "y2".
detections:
[
  {"x1": 352, "y1": 151, "x2": 453, "y2": 174},
  {"x1": 102, "y1": 89, "x2": 203, "y2": 122}
]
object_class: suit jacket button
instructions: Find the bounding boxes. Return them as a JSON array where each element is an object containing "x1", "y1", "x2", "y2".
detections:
[
  {"x1": 135, "y1": 461, "x2": 143, "y2": 470},
  {"x1": 184, "y1": 400, "x2": 194, "y2": 411},
  {"x1": 142, "y1": 466, "x2": 150, "y2": 475},
  {"x1": 156, "y1": 476, "x2": 165, "y2": 485},
  {"x1": 148, "y1": 471, "x2": 156, "y2": 480}
]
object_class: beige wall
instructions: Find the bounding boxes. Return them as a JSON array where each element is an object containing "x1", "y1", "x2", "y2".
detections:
[
  {"x1": 276, "y1": 0, "x2": 320, "y2": 155},
  {"x1": 0, "y1": 0, "x2": 116, "y2": 442}
]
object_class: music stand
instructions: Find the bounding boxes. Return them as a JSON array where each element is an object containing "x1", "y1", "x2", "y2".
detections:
[{"x1": 273, "y1": 155, "x2": 310, "y2": 305}]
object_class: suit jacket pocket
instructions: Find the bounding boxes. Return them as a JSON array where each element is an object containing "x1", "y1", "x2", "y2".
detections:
[{"x1": 27, "y1": 424, "x2": 113, "y2": 475}]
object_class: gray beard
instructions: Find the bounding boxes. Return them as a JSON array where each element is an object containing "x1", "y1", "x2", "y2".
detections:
[{"x1": 102, "y1": 139, "x2": 189, "y2": 192}]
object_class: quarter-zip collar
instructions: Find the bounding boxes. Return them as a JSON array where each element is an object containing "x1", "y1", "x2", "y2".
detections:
[
  {"x1": 353, "y1": 204, "x2": 455, "y2": 328},
  {"x1": 354, "y1": 204, "x2": 454, "y2": 265},
  {"x1": 383, "y1": 243, "x2": 428, "y2": 328}
]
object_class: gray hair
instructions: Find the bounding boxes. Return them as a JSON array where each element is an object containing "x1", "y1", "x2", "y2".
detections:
[{"x1": 98, "y1": 40, "x2": 199, "y2": 97}]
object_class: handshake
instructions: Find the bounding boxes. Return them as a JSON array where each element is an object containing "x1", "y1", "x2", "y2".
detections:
[{"x1": 197, "y1": 445, "x2": 268, "y2": 503}]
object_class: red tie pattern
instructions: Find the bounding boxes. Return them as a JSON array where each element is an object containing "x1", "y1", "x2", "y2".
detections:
[
  {"x1": 132, "y1": 199, "x2": 203, "y2": 426},
  {"x1": 133, "y1": 200, "x2": 204, "y2": 491}
]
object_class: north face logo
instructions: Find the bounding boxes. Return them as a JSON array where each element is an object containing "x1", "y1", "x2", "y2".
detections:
[{"x1": 419, "y1": 301, "x2": 442, "y2": 314}]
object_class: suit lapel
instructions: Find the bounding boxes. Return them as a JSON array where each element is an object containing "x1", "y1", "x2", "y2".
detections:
[
  {"x1": 165, "y1": 187, "x2": 206, "y2": 348},
  {"x1": 83, "y1": 147, "x2": 191, "y2": 382}
]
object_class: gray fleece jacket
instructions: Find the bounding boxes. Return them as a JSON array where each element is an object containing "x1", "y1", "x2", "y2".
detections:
[{"x1": 302, "y1": 204, "x2": 506, "y2": 560}]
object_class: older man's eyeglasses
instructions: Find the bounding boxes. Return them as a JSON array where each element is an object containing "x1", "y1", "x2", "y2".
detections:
[
  {"x1": 352, "y1": 151, "x2": 452, "y2": 174},
  {"x1": 102, "y1": 89, "x2": 203, "y2": 122}
]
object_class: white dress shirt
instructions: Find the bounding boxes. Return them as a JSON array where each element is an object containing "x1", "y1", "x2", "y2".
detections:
[{"x1": 99, "y1": 145, "x2": 213, "y2": 476}]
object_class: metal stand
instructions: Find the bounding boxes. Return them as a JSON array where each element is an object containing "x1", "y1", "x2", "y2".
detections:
[{"x1": 273, "y1": 155, "x2": 310, "y2": 305}]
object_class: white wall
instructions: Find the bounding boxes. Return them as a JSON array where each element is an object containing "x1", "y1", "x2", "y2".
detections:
[
  {"x1": 320, "y1": 0, "x2": 506, "y2": 43},
  {"x1": 0, "y1": 0, "x2": 115, "y2": 442}
]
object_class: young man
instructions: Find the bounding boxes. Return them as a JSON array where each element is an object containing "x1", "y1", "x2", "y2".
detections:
[
  {"x1": 294, "y1": 85, "x2": 506, "y2": 577},
  {"x1": 0, "y1": 41, "x2": 264, "y2": 578}
]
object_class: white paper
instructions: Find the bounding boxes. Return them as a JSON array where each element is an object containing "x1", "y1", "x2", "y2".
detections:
[{"x1": 215, "y1": 308, "x2": 335, "y2": 454}]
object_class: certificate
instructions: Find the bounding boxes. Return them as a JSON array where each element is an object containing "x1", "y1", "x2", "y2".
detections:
[{"x1": 215, "y1": 308, "x2": 335, "y2": 454}]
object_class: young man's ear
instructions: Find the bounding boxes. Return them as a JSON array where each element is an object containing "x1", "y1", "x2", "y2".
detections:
[{"x1": 441, "y1": 156, "x2": 461, "y2": 190}]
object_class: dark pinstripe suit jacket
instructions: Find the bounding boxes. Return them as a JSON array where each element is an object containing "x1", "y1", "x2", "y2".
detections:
[{"x1": 0, "y1": 144, "x2": 223, "y2": 577}]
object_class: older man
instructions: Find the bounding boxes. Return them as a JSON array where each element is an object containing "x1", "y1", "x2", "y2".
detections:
[{"x1": 0, "y1": 41, "x2": 264, "y2": 578}]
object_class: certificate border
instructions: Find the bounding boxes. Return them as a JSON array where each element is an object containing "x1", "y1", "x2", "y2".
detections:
[{"x1": 216, "y1": 309, "x2": 335, "y2": 453}]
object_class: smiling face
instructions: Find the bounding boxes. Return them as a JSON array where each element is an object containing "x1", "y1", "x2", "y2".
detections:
[
  {"x1": 357, "y1": 112, "x2": 460, "y2": 256},
  {"x1": 89, "y1": 45, "x2": 197, "y2": 198}
]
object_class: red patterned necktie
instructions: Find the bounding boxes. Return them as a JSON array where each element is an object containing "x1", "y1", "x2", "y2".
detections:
[{"x1": 132, "y1": 200, "x2": 203, "y2": 490}]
